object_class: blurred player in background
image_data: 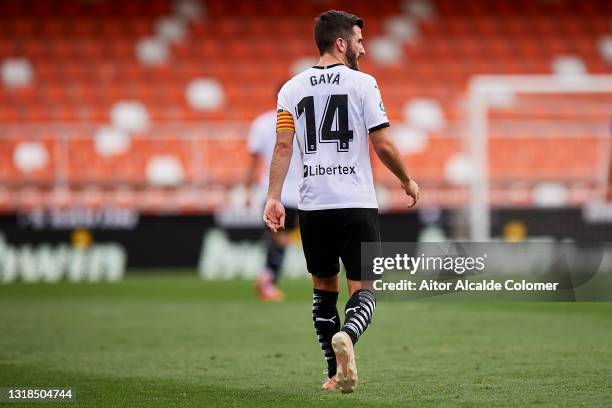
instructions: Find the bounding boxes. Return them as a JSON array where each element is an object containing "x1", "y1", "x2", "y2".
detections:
[
  {"x1": 607, "y1": 135, "x2": 612, "y2": 201},
  {"x1": 246, "y1": 91, "x2": 303, "y2": 302},
  {"x1": 263, "y1": 10, "x2": 419, "y2": 392}
]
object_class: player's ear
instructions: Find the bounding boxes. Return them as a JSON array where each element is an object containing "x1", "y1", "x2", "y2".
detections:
[{"x1": 336, "y1": 37, "x2": 346, "y2": 54}]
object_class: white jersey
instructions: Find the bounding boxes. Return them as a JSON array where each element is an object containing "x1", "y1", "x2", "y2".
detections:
[
  {"x1": 277, "y1": 63, "x2": 389, "y2": 210},
  {"x1": 248, "y1": 109, "x2": 302, "y2": 208}
]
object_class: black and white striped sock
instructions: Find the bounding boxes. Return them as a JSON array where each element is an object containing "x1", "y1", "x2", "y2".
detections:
[
  {"x1": 312, "y1": 289, "x2": 340, "y2": 378},
  {"x1": 342, "y1": 289, "x2": 376, "y2": 345}
]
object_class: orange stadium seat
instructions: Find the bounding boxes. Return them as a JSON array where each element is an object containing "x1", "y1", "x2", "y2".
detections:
[{"x1": 0, "y1": 0, "x2": 610, "y2": 201}]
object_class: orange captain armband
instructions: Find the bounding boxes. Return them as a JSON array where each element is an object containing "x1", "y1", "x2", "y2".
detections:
[{"x1": 276, "y1": 109, "x2": 295, "y2": 132}]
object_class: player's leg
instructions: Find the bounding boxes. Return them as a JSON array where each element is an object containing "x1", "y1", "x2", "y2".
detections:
[
  {"x1": 265, "y1": 208, "x2": 298, "y2": 284},
  {"x1": 339, "y1": 208, "x2": 379, "y2": 344},
  {"x1": 333, "y1": 208, "x2": 380, "y2": 393},
  {"x1": 342, "y1": 279, "x2": 376, "y2": 345},
  {"x1": 256, "y1": 208, "x2": 298, "y2": 301},
  {"x1": 332, "y1": 280, "x2": 376, "y2": 392},
  {"x1": 265, "y1": 231, "x2": 289, "y2": 283},
  {"x1": 332, "y1": 289, "x2": 376, "y2": 395},
  {"x1": 256, "y1": 232, "x2": 286, "y2": 301},
  {"x1": 299, "y1": 209, "x2": 342, "y2": 389},
  {"x1": 347, "y1": 279, "x2": 374, "y2": 294},
  {"x1": 312, "y1": 274, "x2": 340, "y2": 389}
]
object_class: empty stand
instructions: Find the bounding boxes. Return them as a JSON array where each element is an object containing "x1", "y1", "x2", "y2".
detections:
[{"x1": 0, "y1": 0, "x2": 610, "y2": 211}]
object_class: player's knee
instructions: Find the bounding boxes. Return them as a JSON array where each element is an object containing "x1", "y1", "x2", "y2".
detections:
[{"x1": 312, "y1": 275, "x2": 339, "y2": 292}]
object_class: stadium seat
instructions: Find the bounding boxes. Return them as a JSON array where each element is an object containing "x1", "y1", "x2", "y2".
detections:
[{"x1": 0, "y1": 0, "x2": 610, "y2": 211}]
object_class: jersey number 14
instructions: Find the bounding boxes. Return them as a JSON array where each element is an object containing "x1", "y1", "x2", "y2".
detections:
[{"x1": 297, "y1": 94, "x2": 353, "y2": 154}]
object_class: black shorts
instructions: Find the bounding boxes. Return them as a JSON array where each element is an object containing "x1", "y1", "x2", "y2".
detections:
[
  {"x1": 284, "y1": 207, "x2": 298, "y2": 230},
  {"x1": 298, "y1": 208, "x2": 380, "y2": 281}
]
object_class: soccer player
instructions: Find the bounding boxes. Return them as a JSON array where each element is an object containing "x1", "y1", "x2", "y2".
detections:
[
  {"x1": 263, "y1": 10, "x2": 419, "y2": 393},
  {"x1": 246, "y1": 92, "x2": 303, "y2": 302}
]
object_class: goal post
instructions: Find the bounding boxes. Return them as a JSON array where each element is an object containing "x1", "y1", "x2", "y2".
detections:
[{"x1": 467, "y1": 75, "x2": 612, "y2": 241}]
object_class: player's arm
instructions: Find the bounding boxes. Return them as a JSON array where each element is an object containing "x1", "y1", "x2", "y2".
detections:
[
  {"x1": 267, "y1": 130, "x2": 294, "y2": 201},
  {"x1": 263, "y1": 110, "x2": 295, "y2": 232},
  {"x1": 362, "y1": 75, "x2": 419, "y2": 207},
  {"x1": 369, "y1": 126, "x2": 419, "y2": 207}
]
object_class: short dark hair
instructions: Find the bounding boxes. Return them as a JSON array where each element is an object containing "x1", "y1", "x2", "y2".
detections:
[{"x1": 314, "y1": 10, "x2": 363, "y2": 56}]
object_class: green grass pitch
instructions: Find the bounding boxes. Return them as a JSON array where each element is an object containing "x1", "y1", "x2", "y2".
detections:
[{"x1": 0, "y1": 273, "x2": 611, "y2": 407}]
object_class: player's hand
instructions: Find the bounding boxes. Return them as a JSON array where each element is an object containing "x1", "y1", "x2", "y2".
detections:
[
  {"x1": 263, "y1": 198, "x2": 286, "y2": 233},
  {"x1": 401, "y1": 179, "x2": 420, "y2": 208}
]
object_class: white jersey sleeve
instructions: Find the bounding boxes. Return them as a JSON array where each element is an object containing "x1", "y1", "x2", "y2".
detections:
[
  {"x1": 361, "y1": 75, "x2": 389, "y2": 133},
  {"x1": 277, "y1": 84, "x2": 293, "y2": 115}
]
